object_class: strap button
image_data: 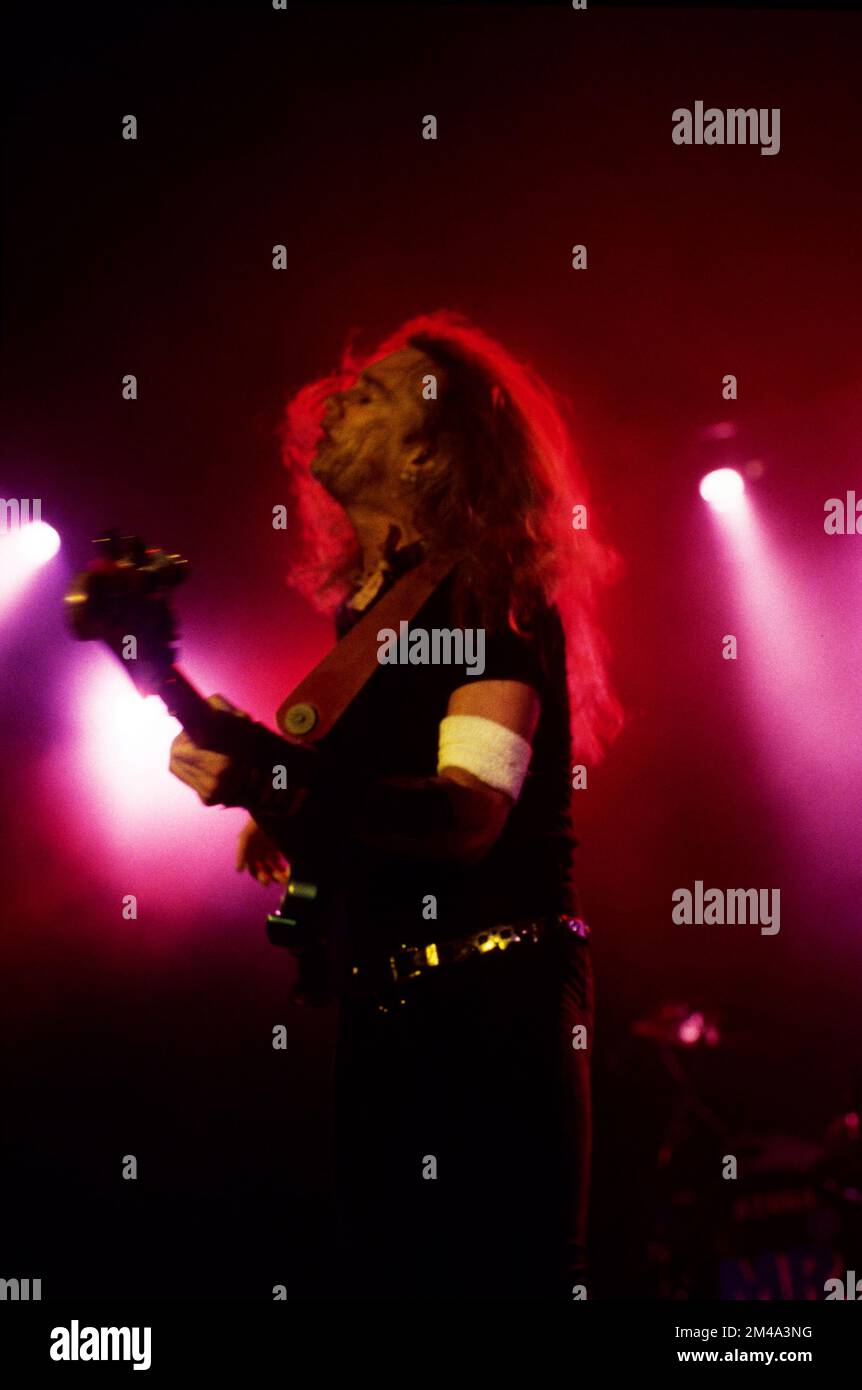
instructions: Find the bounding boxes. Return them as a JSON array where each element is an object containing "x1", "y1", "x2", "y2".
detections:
[{"x1": 284, "y1": 702, "x2": 318, "y2": 735}]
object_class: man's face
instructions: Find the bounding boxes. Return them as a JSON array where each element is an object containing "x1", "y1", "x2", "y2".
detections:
[{"x1": 311, "y1": 347, "x2": 436, "y2": 506}]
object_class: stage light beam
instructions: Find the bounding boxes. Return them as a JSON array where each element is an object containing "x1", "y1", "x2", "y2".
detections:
[
  {"x1": 0, "y1": 521, "x2": 62, "y2": 611},
  {"x1": 19, "y1": 521, "x2": 61, "y2": 563},
  {"x1": 699, "y1": 468, "x2": 745, "y2": 513}
]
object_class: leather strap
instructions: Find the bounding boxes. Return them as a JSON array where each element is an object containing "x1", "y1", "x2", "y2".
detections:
[{"x1": 276, "y1": 555, "x2": 453, "y2": 743}]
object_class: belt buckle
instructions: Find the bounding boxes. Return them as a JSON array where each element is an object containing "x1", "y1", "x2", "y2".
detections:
[
  {"x1": 561, "y1": 915, "x2": 591, "y2": 940},
  {"x1": 474, "y1": 925, "x2": 516, "y2": 954}
]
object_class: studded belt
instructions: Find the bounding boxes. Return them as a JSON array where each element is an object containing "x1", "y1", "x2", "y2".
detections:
[{"x1": 348, "y1": 914, "x2": 591, "y2": 1012}]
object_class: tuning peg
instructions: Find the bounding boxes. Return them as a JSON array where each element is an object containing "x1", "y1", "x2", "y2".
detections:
[
  {"x1": 141, "y1": 549, "x2": 189, "y2": 588},
  {"x1": 91, "y1": 530, "x2": 151, "y2": 565}
]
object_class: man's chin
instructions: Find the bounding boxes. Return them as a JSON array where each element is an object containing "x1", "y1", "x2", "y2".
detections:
[
  {"x1": 310, "y1": 449, "x2": 345, "y2": 496},
  {"x1": 310, "y1": 449, "x2": 333, "y2": 481}
]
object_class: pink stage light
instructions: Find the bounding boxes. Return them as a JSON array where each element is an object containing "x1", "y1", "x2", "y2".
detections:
[
  {"x1": 702, "y1": 481, "x2": 862, "y2": 895},
  {"x1": 74, "y1": 654, "x2": 185, "y2": 827},
  {"x1": 678, "y1": 1011, "x2": 705, "y2": 1045},
  {"x1": 0, "y1": 521, "x2": 62, "y2": 610},
  {"x1": 62, "y1": 649, "x2": 256, "y2": 928},
  {"x1": 699, "y1": 468, "x2": 745, "y2": 512},
  {"x1": 19, "y1": 521, "x2": 61, "y2": 563}
]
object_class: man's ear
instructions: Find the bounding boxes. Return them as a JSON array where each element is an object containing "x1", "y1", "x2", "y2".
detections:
[{"x1": 401, "y1": 445, "x2": 448, "y2": 484}]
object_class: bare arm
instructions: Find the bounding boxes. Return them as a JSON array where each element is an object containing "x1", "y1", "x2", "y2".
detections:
[{"x1": 347, "y1": 679, "x2": 540, "y2": 863}]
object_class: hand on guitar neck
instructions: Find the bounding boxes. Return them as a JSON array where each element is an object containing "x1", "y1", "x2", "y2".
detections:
[
  {"x1": 166, "y1": 694, "x2": 308, "y2": 878},
  {"x1": 168, "y1": 693, "x2": 272, "y2": 808}
]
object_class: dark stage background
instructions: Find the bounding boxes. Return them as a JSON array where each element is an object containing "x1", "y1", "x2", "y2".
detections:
[{"x1": 3, "y1": 1, "x2": 862, "y2": 1299}]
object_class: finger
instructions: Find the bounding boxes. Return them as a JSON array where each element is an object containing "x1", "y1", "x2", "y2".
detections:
[
  {"x1": 170, "y1": 746, "x2": 212, "y2": 772},
  {"x1": 244, "y1": 852, "x2": 271, "y2": 881},
  {"x1": 269, "y1": 853, "x2": 290, "y2": 882},
  {"x1": 258, "y1": 854, "x2": 292, "y2": 886},
  {"x1": 179, "y1": 768, "x2": 219, "y2": 804},
  {"x1": 169, "y1": 761, "x2": 201, "y2": 791},
  {"x1": 170, "y1": 750, "x2": 203, "y2": 775},
  {"x1": 173, "y1": 744, "x2": 231, "y2": 771},
  {"x1": 171, "y1": 752, "x2": 233, "y2": 796},
  {"x1": 170, "y1": 730, "x2": 197, "y2": 757},
  {"x1": 207, "y1": 693, "x2": 250, "y2": 718}
]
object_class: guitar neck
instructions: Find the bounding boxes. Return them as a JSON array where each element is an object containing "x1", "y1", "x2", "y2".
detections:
[
  {"x1": 156, "y1": 664, "x2": 314, "y2": 865},
  {"x1": 157, "y1": 666, "x2": 220, "y2": 746}
]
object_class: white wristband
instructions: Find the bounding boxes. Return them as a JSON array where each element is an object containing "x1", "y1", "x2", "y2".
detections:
[{"x1": 437, "y1": 714, "x2": 533, "y2": 801}]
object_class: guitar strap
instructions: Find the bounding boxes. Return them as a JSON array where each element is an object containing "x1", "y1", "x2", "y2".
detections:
[{"x1": 275, "y1": 554, "x2": 454, "y2": 744}]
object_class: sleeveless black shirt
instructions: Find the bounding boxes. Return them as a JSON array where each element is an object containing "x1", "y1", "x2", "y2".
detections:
[{"x1": 318, "y1": 558, "x2": 579, "y2": 960}]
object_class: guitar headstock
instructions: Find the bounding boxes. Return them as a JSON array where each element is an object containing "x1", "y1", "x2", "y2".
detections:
[{"x1": 64, "y1": 531, "x2": 189, "y2": 695}]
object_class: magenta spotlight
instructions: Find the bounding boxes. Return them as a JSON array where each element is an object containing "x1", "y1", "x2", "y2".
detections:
[
  {"x1": 0, "y1": 520, "x2": 62, "y2": 611},
  {"x1": 699, "y1": 467, "x2": 745, "y2": 512},
  {"x1": 19, "y1": 521, "x2": 61, "y2": 563}
]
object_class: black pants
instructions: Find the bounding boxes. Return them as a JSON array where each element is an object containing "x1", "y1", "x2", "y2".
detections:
[{"x1": 332, "y1": 926, "x2": 594, "y2": 1300}]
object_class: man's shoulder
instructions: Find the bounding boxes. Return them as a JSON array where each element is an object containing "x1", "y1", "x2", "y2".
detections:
[{"x1": 429, "y1": 574, "x2": 565, "y2": 692}]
